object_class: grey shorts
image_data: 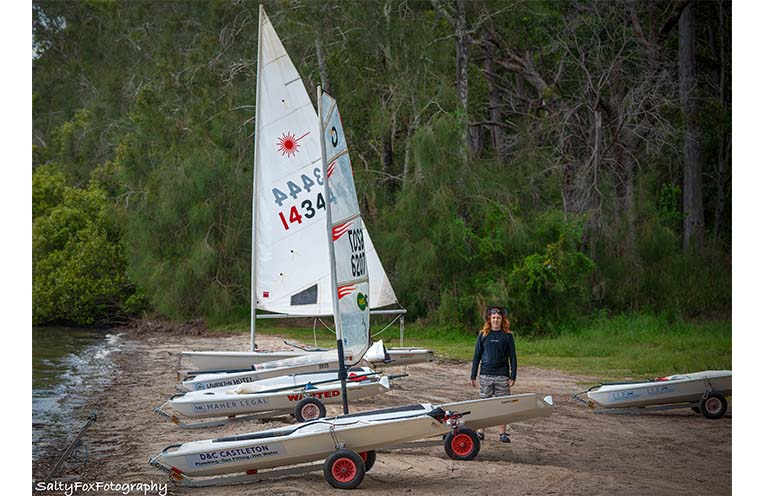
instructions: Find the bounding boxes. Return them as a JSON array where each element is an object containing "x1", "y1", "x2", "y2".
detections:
[{"x1": 479, "y1": 374, "x2": 510, "y2": 398}]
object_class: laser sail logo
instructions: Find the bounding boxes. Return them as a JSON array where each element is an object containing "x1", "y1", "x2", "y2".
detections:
[{"x1": 276, "y1": 131, "x2": 310, "y2": 157}]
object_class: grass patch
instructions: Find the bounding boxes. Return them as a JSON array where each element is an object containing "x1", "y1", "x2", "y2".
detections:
[
  {"x1": 519, "y1": 314, "x2": 731, "y2": 380},
  {"x1": 210, "y1": 313, "x2": 731, "y2": 381}
]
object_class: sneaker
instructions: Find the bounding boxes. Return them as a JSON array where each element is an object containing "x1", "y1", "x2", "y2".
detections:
[
  {"x1": 499, "y1": 433, "x2": 510, "y2": 443},
  {"x1": 477, "y1": 432, "x2": 485, "y2": 441}
]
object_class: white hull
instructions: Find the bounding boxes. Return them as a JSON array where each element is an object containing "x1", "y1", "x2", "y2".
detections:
[
  {"x1": 152, "y1": 393, "x2": 553, "y2": 477},
  {"x1": 182, "y1": 347, "x2": 434, "y2": 372},
  {"x1": 180, "y1": 345, "x2": 432, "y2": 391},
  {"x1": 182, "y1": 354, "x2": 341, "y2": 391},
  {"x1": 587, "y1": 370, "x2": 732, "y2": 409},
  {"x1": 178, "y1": 368, "x2": 359, "y2": 394},
  {"x1": 170, "y1": 376, "x2": 388, "y2": 419}
]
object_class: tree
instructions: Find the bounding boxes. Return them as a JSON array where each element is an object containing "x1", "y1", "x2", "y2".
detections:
[
  {"x1": 33, "y1": 167, "x2": 137, "y2": 325},
  {"x1": 678, "y1": 1, "x2": 704, "y2": 253}
]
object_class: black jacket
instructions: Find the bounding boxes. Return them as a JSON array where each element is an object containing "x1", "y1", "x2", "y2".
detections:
[{"x1": 470, "y1": 330, "x2": 517, "y2": 380}]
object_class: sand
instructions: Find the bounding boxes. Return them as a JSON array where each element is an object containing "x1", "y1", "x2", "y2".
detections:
[{"x1": 32, "y1": 325, "x2": 731, "y2": 495}]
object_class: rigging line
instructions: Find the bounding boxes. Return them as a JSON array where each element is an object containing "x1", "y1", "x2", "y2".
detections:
[
  {"x1": 370, "y1": 314, "x2": 402, "y2": 339},
  {"x1": 317, "y1": 317, "x2": 336, "y2": 334},
  {"x1": 317, "y1": 315, "x2": 399, "y2": 340}
]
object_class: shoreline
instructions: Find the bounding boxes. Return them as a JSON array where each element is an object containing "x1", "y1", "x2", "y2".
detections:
[{"x1": 32, "y1": 322, "x2": 731, "y2": 495}]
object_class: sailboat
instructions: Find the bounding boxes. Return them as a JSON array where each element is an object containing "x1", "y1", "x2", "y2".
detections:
[
  {"x1": 150, "y1": 8, "x2": 555, "y2": 489},
  {"x1": 155, "y1": 367, "x2": 396, "y2": 428},
  {"x1": 150, "y1": 393, "x2": 554, "y2": 488},
  {"x1": 159, "y1": 79, "x2": 386, "y2": 425},
  {"x1": 178, "y1": 3, "x2": 433, "y2": 376}
]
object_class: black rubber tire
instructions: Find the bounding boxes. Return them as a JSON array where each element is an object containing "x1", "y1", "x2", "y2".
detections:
[
  {"x1": 444, "y1": 427, "x2": 481, "y2": 461},
  {"x1": 699, "y1": 393, "x2": 727, "y2": 419},
  {"x1": 360, "y1": 450, "x2": 376, "y2": 472},
  {"x1": 294, "y1": 397, "x2": 326, "y2": 422},
  {"x1": 323, "y1": 449, "x2": 366, "y2": 489}
]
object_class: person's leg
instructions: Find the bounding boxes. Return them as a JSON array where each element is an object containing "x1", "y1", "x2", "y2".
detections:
[
  {"x1": 496, "y1": 376, "x2": 510, "y2": 442},
  {"x1": 477, "y1": 375, "x2": 494, "y2": 439}
]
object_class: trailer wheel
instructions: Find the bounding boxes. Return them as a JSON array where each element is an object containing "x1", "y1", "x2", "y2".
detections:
[
  {"x1": 359, "y1": 450, "x2": 376, "y2": 472},
  {"x1": 699, "y1": 393, "x2": 727, "y2": 419},
  {"x1": 444, "y1": 428, "x2": 481, "y2": 461},
  {"x1": 294, "y1": 397, "x2": 326, "y2": 422},
  {"x1": 323, "y1": 449, "x2": 366, "y2": 489}
]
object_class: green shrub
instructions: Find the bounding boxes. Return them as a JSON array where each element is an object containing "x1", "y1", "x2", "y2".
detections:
[
  {"x1": 32, "y1": 163, "x2": 67, "y2": 219},
  {"x1": 507, "y1": 220, "x2": 595, "y2": 334},
  {"x1": 32, "y1": 169, "x2": 140, "y2": 325}
]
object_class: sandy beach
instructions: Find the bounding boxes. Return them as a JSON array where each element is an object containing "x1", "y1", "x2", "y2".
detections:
[{"x1": 32, "y1": 324, "x2": 731, "y2": 495}]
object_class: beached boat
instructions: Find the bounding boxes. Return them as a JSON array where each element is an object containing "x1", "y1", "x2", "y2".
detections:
[
  {"x1": 176, "y1": 3, "x2": 432, "y2": 371},
  {"x1": 156, "y1": 367, "x2": 392, "y2": 428},
  {"x1": 181, "y1": 351, "x2": 346, "y2": 391},
  {"x1": 150, "y1": 393, "x2": 554, "y2": 488},
  {"x1": 180, "y1": 345, "x2": 434, "y2": 373},
  {"x1": 574, "y1": 370, "x2": 731, "y2": 419},
  {"x1": 179, "y1": 341, "x2": 415, "y2": 391},
  {"x1": 179, "y1": 10, "x2": 421, "y2": 397}
]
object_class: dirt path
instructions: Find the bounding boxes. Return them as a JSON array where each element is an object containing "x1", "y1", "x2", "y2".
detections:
[{"x1": 33, "y1": 328, "x2": 731, "y2": 495}]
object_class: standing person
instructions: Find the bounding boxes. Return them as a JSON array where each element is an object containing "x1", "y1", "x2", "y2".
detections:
[{"x1": 470, "y1": 305, "x2": 517, "y2": 443}]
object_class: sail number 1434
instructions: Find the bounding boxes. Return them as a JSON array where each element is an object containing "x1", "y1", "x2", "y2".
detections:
[{"x1": 273, "y1": 168, "x2": 336, "y2": 231}]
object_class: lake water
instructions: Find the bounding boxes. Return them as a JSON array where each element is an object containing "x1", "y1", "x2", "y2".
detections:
[{"x1": 32, "y1": 326, "x2": 122, "y2": 462}]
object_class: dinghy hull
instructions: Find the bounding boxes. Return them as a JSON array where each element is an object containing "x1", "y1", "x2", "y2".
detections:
[
  {"x1": 586, "y1": 370, "x2": 731, "y2": 409},
  {"x1": 152, "y1": 393, "x2": 553, "y2": 478},
  {"x1": 182, "y1": 353, "x2": 340, "y2": 391},
  {"x1": 169, "y1": 377, "x2": 389, "y2": 419},
  {"x1": 181, "y1": 347, "x2": 435, "y2": 372}
]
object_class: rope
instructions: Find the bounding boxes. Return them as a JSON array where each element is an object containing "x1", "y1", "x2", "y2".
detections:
[
  {"x1": 310, "y1": 313, "x2": 403, "y2": 354},
  {"x1": 316, "y1": 318, "x2": 335, "y2": 334},
  {"x1": 311, "y1": 315, "x2": 402, "y2": 339},
  {"x1": 370, "y1": 314, "x2": 402, "y2": 339}
]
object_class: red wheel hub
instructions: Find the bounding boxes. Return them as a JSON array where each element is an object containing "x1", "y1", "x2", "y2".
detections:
[
  {"x1": 451, "y1": 433, "x2": 474, "y2": 456},
  {"x1": 331, "y1": 457, "x2": 357, "y2": 482},
  {"x1": 302, "y1": 404, "x2": 319, "y2": 419}
]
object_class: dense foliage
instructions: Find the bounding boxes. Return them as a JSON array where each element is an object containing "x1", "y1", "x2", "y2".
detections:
[
  {"x1": 32, "y1": 164, "x2": 144, "y2": 325},
  {"x1": 32, "y1": 0, "x2": 731, "y2": 332}
]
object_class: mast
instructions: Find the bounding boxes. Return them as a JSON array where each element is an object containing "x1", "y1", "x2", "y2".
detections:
[
  {"x1": 250, "y1": 5, "x2": 265, "y2": 351},
  {"x1": 317, "y1": 86, "x2": 349, "y2": 413}
]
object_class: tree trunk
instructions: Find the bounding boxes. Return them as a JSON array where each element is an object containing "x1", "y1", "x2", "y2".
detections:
[
  {"x1": 679, "y1": 1, "x2": 704, "y2": 253},
  {"x1": 608, "y1": 58, "x2": 637, "y2": 256},
  {"x1": 483, "y1": 53, "x2": 505, "y2": 159},
  {"x1": 455, "y1": 0, "x2": 471, "y2": 162},
  {"x1": 713, "y1": 0, "x2": 731, "y2": 242},
  {"x1": 381, "y1": 115, "x2": 394, "y2": 194}
]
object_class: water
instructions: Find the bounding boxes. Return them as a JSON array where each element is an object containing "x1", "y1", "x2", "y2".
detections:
[{"x1": 32, "y1": 326, "x2": 122, "y2": 462}]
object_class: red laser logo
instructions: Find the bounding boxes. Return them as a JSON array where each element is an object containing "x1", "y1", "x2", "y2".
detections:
[{"x1": 277, "y1": 131, "x2": 310, "y2": 157}]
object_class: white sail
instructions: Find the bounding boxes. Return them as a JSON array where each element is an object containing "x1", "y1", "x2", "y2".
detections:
[
  {"x1": 319, "y1": 90, "x2": 370, "y2": 365},
  {"x1": 253, "y1": 9, "x2": 396, "y2": 317}
]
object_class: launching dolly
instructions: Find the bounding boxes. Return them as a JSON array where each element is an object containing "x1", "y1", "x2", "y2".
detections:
[
  {"x1": 572, "y1": 370, "x2": 731, "y2": 419},
  {"x1": 149, "y1": 393, "x2": 554, "y2": 489}
]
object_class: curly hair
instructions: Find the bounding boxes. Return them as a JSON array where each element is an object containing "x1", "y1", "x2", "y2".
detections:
[{"x1": 480, "y1": 314, "x2": 512, "y2": 337}]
